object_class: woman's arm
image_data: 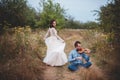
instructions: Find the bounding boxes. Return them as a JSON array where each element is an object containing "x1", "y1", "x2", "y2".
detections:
[{"x1": 52, "y1": 28, "x2": 64, "y2": 42}]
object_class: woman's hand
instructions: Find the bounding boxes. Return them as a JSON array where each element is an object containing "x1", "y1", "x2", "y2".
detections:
[
  {"x1": 61, "y1": 40, "x2": 65, "y2": 43},
  {"x1": 62, "y1": 40, "x2": 65, "y2": 43},
  {"x1": 43, "y1": 37, "x2": 46, "y2": 40}
]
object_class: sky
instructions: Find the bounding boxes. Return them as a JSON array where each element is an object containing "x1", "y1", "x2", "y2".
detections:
[{"x1": 28, "y1": 0, "x2": 112, "y2": 23}]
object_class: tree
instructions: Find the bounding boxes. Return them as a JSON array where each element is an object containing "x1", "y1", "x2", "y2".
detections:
[
  {"x1": 0, "y1": 0, "x2": 37, "y2": 30},
  {"x1": 98, "y1": 0, "x2": 120, "y2": 32},
  {"x1": 36, "y1": 0, "x2": 66, "y2": 29},
  {"x1": 98, "y1": 0, "x2": 120, "y2": 43}
]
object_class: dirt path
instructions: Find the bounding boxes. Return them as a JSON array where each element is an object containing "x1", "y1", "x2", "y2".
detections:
[
  {"x1": 43, "y1": 62, "x2": 106, "y2": 80},
  {"x1": 43, "y1": 64, "x2": 82, "y2": 80}
]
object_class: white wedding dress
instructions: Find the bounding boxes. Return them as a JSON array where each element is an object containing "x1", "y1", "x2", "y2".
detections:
[{"x1": 43, "y1": 28, "x2": 67, "y2": 66}]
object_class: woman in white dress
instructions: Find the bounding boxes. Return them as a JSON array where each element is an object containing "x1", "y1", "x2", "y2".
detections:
[{"x1": 43, "y1": 20, "x2": 67, "y2": 66}]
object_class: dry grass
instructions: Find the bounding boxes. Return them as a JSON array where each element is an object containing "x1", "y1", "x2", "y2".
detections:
[
  {"x1": 0, "y1": 27, "x2": 45, "y2": 80},
  {"x1": 0, "y1": 27, "x2": 118, "y2": 80}
]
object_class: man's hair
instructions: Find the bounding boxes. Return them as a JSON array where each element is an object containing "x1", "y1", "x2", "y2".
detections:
[{"x1": 74, "y1": 41, "x2": 81, "y2": 47}]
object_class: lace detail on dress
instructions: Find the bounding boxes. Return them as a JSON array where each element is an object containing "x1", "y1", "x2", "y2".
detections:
[{"x1": 44, "y1": 28, "x2": 64, "y2": 42}]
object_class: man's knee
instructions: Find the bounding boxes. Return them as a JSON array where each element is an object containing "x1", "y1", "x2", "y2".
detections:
[
  {"x1": 83, "y1": 62, "x2": 92, "y2": 68},
  {"x1": 68, "y1": 64, "x2": 78, "y2": 71}
]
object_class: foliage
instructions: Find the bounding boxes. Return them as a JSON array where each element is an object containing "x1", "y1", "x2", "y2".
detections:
[
  {"x1": 0, "y1": 0, "x2": 37, "y2": 30},
  {"x1": 98, "y1": 0, "x2": 120, "y2": 53},
  {"x1": 96, "y1": 0, "x2": 120, "y2": 79},
  {"x1": 35, "y1": 0, "x2": 66, "y2": 29},
  {"x1": 65, "y1": 19, "x2": 98, "y2": 29},
  {"x1": 0, "y1": 0, "x2": 99, "y2": 30},
  {"x1": 98, "y1": 0, "x2": 120, "y2": 38}
]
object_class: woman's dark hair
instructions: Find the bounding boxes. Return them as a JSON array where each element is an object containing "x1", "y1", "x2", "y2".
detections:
[
  {"x1": 50, "y1": 19, "x2": 56, "y2": 28},
  {"x1": 74, "y1": 41, "x2": 81, "y2": 47}
]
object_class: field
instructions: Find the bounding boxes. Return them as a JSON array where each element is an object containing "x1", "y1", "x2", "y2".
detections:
[{"x1": 0, "y1": 27, "x2": 117, "y2": 80}]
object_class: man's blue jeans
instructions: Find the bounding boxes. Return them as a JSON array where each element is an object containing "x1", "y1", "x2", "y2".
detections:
[{"x1": 68, "y1": 62, "x2": 92, "y2": 71}]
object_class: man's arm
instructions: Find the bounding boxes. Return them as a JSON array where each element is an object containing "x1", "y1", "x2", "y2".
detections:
[
  {"x1": 68, "y1": 51, "x2": 76, "y2": 62},
  {"x1": 82, "y1": 53, "x2": 90, "y2": 62}
]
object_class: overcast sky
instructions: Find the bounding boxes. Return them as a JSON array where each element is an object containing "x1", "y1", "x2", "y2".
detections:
[{"x1": 28, "y1": 0, "x2": 112, "y2": 22}]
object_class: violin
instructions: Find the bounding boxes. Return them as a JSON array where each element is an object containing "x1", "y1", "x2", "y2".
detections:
[{"x1": 77, "y1": 48, "x2": 91, "y2": 56}]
